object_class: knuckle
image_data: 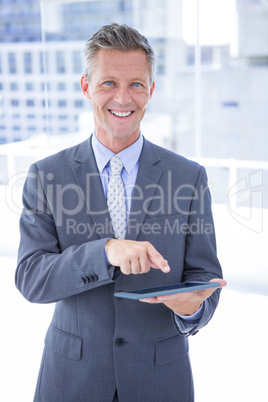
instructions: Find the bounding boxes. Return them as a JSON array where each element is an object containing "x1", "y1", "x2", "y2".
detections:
[
  {"x1": 142, "y1": 241, "x2": 150, "y2": 248},
  {"x1": 144, "y1": 264, "x2": 150, "y2": 273},
  {"x1": 121, "y1": 267, "x2": 131, "y2": 275},
  {"x1": 121, "y1": 255, "x2": 129, "y2": 264}
]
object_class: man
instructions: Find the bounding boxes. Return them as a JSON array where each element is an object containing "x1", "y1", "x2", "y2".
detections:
[{"x1": 16, "y1": 24, "x2": 226, "y2": 402}]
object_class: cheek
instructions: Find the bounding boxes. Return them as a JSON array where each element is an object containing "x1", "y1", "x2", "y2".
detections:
[
  {"x1": 138, "y1": 99, "x2": 150, "y2": 113},
  {"x1": 136, "y1": 92, "x2": 151, "y2": 108},
  {"x1": 93, "y1": 91, "x2": 114, "y2": 109}
]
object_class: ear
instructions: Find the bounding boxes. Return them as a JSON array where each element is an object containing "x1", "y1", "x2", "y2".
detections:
[
  {"x1": 81, "y1": 75, "x2": 91, "y2": 100},
  {"x1": 149, "y1": 81, "x2": 155, "y2": 100}
]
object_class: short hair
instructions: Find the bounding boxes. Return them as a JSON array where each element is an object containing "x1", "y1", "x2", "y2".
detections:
[{"x1": 84, "y1": 23, "x2": 156, "y2": 84}]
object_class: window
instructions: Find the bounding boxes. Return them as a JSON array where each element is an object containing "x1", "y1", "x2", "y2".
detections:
[
  {"x1": 25, "y1": 82, "x2": 33, "y2": 91},
  {"x1": 56, "y1": 51, "x2": 65, "y2": 73},
  {"x1": 8, "y1": 52, "x2": 16, "y2": 74},
  {"x1": 59, "y1": 126, "x2": 68, "y2": 132},
  {"x1": 74, "y1": 100, "x2": 83, "y2": 108},
  {"x1": 39, "y1": 51, "x2": 44, "y2": 74},
  {"x1": 24, "y1": 52, "x2": 32, "y2": 74},
  {"x1": 41, "y1": 82, "x2": 51, "y2": 91},
  {"x1": 58, "y1": 100, "x2": 67, "y2": 107},
  {"x1": 72, "y1": 50, "x2": 82, "y2": 73},
  {"x1": 11, "y1": 99, "x2": 19, "y2": 106},
  {"x1": 26, "y1": 99, "x2": 34, "y2": 106},
  {"x1": 10, "y1": 83, "x2": 18, "y2": 91},
  {"x1": 57, "y1": 82, "x2": 66, "y2": 91},
  {"x1": 73, "y1": 82, "x2": 81, "y2": 91},
  {"x1": 42, "y1": 99, "x2": 51, "y2": 107}
]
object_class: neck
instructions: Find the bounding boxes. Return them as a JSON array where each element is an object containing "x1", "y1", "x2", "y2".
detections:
[{"x1": 95, "y1": 131, "x2": 140, "y2": 154}]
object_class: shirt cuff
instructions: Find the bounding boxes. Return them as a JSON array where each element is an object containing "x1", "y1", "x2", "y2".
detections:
[
  {"x1": 174, "y1": 303, "x2": 204, "y2": 324},
  {"x1": 105, "y1": 248, "x2": 110, "y2": 266}
]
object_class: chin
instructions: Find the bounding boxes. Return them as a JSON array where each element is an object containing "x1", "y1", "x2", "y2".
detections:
[{"x1": 109, "y1": 128, "x2": 137, "y2": 140}]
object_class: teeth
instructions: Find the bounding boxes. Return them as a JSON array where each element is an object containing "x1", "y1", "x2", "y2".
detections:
[{"x1": 110, "y1": 111, "x2": 132, "y2": 117}]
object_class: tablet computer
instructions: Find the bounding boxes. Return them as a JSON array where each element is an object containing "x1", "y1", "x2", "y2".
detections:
[{"x1": 114, "y1": 281, "x2": 220, "y2": 300}]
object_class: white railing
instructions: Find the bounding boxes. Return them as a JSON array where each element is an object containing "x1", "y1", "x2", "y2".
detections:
[{"x1": 1, "y1": 139, "x2": 268, "y2": 196}]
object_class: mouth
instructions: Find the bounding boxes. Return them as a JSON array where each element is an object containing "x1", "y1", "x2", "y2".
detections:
[{"x1": 108, "y1": 110, "x2": 134, "y2": 118}]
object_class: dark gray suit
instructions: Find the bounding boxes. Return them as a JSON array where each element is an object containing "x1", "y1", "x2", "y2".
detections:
[{"x1": 16, "y1": 136, "x2": 222, "y2": 401}]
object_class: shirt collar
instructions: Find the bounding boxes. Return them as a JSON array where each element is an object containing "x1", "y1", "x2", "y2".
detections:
[{"x1": 92, "y1": 132, "x2": 143, "y2": 175}]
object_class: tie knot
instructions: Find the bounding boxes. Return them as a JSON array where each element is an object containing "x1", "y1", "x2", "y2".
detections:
[{"x1": 110, "y1": 155, "x2": 124, "y2": 175}]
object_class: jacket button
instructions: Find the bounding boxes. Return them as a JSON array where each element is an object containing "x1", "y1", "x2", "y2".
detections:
[
  {"x1": 92, "y1": 274, "x2": 98, "y2": 282},
  {"x1": 115, "y1": 338, "x2": 125, "y2": 347}
]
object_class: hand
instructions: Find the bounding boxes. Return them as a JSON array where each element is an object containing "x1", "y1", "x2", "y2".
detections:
[
  {"x1": 139, "y1": 278, "x2": 227, "y2": 316},
  {"x1": 105, "y1": 239, "x2": 170, "y2": 275}
]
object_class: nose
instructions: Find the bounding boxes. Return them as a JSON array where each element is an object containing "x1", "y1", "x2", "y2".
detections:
[{"x1": 114, "y1": 85, "x2": 131, "y2": 105}]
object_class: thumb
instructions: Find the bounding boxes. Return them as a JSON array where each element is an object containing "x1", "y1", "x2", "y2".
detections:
[{"x1": 210, "y1": 278, "x2": 227, "y2": 288}]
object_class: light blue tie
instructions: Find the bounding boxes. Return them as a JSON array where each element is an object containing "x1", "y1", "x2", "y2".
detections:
[{"x1": 107, "y1": 155, "x2": 126, "y2": 239}]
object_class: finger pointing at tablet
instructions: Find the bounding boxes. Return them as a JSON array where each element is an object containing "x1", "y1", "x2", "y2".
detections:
[{"x1": 105, "y1": 239, "x2": 170, "y2": 275}]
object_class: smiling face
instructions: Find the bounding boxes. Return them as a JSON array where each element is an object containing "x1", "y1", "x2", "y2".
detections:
[{"x1": 81, "y1": 49, "x2": 155, "y2": 153}]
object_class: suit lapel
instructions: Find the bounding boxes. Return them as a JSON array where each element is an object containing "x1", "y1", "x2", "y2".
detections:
[
  {"x1": 72, "y1": 136, "x2": 114, "y2": 239},
  {"x1": 126, "y1": 139, "x2": 162, "y2": 241}
]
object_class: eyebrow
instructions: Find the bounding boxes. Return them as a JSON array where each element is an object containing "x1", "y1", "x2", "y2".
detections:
[{"x1": 100, "y1": 75, "x2": 147, "y2": 82}]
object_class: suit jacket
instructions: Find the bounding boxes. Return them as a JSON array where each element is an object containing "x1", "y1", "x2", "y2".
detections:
[{"x1": 16, "y1": 136, "x2": 222, "y2": 402}]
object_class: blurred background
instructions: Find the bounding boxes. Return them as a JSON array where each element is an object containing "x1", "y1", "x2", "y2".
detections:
[{"x1": 0, "y1": 0, "x2": 267, "y2": 401}]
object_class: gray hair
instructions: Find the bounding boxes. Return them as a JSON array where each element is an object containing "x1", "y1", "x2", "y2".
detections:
[{"x1": 84, "y1": 23, "x2": 156, "y2": 84}]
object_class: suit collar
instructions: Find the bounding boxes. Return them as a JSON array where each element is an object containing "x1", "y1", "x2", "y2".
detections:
[{"x1": 74, "y1": 135, "x2": 93, "y2": 164}]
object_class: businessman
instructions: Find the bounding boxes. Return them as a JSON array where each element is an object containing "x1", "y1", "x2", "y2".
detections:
[{"x1": 16, "y1": 23, "x2": 226, "y2": 402}]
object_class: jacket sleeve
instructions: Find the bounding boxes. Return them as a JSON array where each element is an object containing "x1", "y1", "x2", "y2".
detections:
[
  {"x1": 174, "y1": 165, "x2": 223, "y2": 335},
  {"x1": 15, "y1": 163, "x2": 114, "y2": 304}
]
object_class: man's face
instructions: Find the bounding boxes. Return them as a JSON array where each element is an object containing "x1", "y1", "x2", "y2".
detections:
[{"x1": 81, "y1": 49, "x2": 155, "y2": 151}]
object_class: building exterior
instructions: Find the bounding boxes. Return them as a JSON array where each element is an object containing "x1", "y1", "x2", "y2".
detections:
[
  {"x1": 0, "y1": 0, "x2": 267, "y2": 167},
  {"x1": 0, "y1": 0, "x2": 135, "y2": 142}
]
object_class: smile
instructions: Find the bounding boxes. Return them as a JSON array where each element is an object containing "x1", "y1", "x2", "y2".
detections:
[{"x1": 109, "y1": 110, "x2": 134, "y2": 118}]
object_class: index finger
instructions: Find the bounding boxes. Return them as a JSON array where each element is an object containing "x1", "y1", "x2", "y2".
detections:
[{"x1": 145, "y1": 242, "x2": 170, "y2": 273}]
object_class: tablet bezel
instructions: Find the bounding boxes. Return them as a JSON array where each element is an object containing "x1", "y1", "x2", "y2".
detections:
[{"x1": 114, "y1": 281, "x2": 220, "y2": 300}]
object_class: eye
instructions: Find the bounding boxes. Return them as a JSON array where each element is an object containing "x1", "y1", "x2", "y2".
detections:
[
  {"x1": 104, "y1": 81, "x2": 114, "y2": 86},
  {"x1": 132, "y1": 82, "x2": 142, "y2": 87}
]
